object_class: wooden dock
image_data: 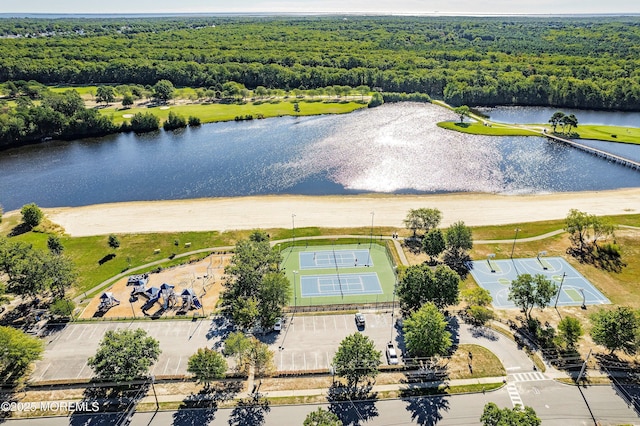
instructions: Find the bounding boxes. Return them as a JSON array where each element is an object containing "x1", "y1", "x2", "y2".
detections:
[{"x1": 545, "y1": 133, "x2": 640, "y2": 171}]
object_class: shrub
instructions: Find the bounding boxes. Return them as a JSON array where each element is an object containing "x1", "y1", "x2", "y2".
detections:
[
  {"x1": 188, "y1": 115, "x2": 201, "y2": 126},
  {"x1": 163, "y1": 111, "x2": 187, "y2": 131}
]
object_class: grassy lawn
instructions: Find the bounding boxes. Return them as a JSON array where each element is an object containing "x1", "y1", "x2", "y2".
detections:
[
  {"x1": 101, "y1": 99, "x2": 367, "y2": 125},
  {"x1": 448, "y1": 344, "x2": 506, "y2": 379},
  {"x1": 438, "y1": 119, "x2": 640, "y2": 144},
  {"x1": 437, "y1": 121, "x2": 539, "y2": 136},
  {"x1": 2, "y1": 212, "x2": 638, "y2": 306}
]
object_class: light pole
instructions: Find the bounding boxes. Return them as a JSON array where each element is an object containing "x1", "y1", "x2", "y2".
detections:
[
  {"x1": 292, "y1": 214, "x2": 296, "y2": 246},
  {"x1": 293, "y1": 270, "x2": 298, "y2": 313},
  {"x1": 510, "y1": 228, "x2": 520, "y2": 259},
  {"x1": 369, "y1": 211, "x2": 375, "y2": 249},
  {"x1": 150, "y1": 375, "x2": 159, "y2": 410},
  {"x1": 537, "y1": 250, "x2": 548, "y2": 270},
  {"x1": 554, "y1": 272, "x2": 566, "y2": 308}
]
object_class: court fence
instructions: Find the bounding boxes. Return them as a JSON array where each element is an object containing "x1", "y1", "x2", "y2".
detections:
[{"x1": 283, "y1": 301, "x2": 396, "y2": 313}]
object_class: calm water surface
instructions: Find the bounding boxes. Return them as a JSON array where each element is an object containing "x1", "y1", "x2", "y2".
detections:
[{"x1": 1, "y1": 103, "x2": 640, "y2": 211}]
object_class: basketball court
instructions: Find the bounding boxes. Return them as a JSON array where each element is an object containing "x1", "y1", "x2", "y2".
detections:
[{"x1": 470, "y1": 256, "x2": 610, "y2": 309}]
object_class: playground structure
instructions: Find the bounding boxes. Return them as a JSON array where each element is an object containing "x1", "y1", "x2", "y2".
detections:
[
  {"x1": 97, "y1": 292, "x2": 120, "y2": 311},
  {"x1": 180, "y1": 288, "x2": 203, "y2": 311},
  {"x1": 128, "y1": 273, "x2": 149, "y2": 297},
  {"x1": 160, "y1": 283, "x2": 178, "y2": 309},
  {"x1": 81, "y1": 253, "x2": 229, "y2": 319}
]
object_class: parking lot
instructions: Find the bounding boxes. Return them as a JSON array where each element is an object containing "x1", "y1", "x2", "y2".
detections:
[
  {"x1": 33, "y1": 312, "x2": 400, "y2": 381},
  {"x1": 266, "y1": 312, "x2": 399, "y2": 372}
]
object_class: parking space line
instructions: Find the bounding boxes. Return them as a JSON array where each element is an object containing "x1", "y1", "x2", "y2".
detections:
[
  {"x1": 76, "y1": 362, "x2": 87, "y2": 379},
  {"x1": 175, "y1": 356, "x2": 182, "y2": 374},
  {"x1": 162, "y1": 358, "x2": 171, "y2": 375},
  {"x1": 66, "y1": 325, "x2": 78, "y2": 339}
]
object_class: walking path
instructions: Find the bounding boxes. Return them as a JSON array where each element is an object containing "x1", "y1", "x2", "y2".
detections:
[{"x1": 75, "y1": 231, "x2": 558, "y2": 304}]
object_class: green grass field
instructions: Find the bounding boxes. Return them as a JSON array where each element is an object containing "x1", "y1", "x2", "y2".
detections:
[
  {"x1": 280, "y1": 243, "x2": 397, "y2": 307},
  {"x1": 101, "y1": 99, "x2": 367, "y2": 125}
]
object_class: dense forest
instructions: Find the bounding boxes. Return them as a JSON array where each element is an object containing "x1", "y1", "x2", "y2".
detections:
[{"x1": 0, "y1": 16, "x2": 640, "y2": 110}]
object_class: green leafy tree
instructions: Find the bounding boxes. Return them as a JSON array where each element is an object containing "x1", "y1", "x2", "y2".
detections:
[
  {"x1": 0, "y1": 326, "x2": 44, "y2": 384},
  {"x1": 557, "y1": 316, "x2": 583, "y2": 350},
  {"x1": 47, "y1": 234, "x2": 64, "y2": 255},
  {"x1": 403, "y1": 208, "x2": 442, "y2": 237},
  {"x1": 333, "y1": 332, "x2": 381, "y2": 389},
  {"x1": 163, "y1": 111, "x2": 187, "y2": 130},
  {"x1": 466, "y1": 305, "x2": 495, "y2": 326},
  {"x1": 122, "y1": 93, "x2": 134, "y2": 108},
  {"x1": 88, "y1": 328, "x2": 161, "y2": 382},
  {"x1": 480, "y1": 402, "x2": 541, "y2": 426},
  {"x1": 45, "y1": 253, "x2": 77, "y2": 299},
  {"x1": 223, "y1": 231, "x2": 286, "y2": 331},
  {"x1": 49, "y1": 298, "x2": 75, "y2": 318},
  {"x1": 21, "y1": 203, "x2": 43, "y2": 228},
  {"x1": 590, "y1": 307, "x2": 639, "y2": 355},
  {"x1": 397, "y1": 264, "x2": 459, "y2": 314},
  {"x1": 96, "y1": 85, "x2": 116, "y2": 104},
  {"x1": 443, "y1": 221, "x2": 473, "y2": 278},
  {"x1": 223, "y1": 332, "x2": 275, "y2": 377},
  {"x1": 453, "y1": 105, "x2": 470, "y2": 123},
  {"x1": 188, "y1": 115, "x2": 201, "y2": 126},
  {"x1": 128, "y1": 112, "x2": 160, "y2": 132},
  {"x1": 403, "y1": 302, "x2": 452, "y2": 358},
  {"x1": 187, "y1": 347, "x2": 228, "y2": 389},
  {"x1": 257, "y1": 272, "x2": 291, "y2": 331},
  {"x1": 303, "y1": 407, "x2": 341, "y2": 426},
  {"x1": 462, "y1": 287, "x2": 492, "y2": 307},
  {"x1": 548, "y1": 111, "x2": 565, "y2": 132},
  {"x1": 108, "y1": 234, "x2": 120, "y2": 251},
  {"x1": 422, "y1": 228, "x2": 446, "y2": 263},
  {"x1": 153, "y1": 79, "x2": 175, "y2": 103},
  {"x1": 508, "y1": 274, "x2": 558, "y2": 321}
]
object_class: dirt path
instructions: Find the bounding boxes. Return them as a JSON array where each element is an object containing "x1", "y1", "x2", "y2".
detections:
[{"x1": 44, "y1": 189, "x2": 640, "y2": 237}]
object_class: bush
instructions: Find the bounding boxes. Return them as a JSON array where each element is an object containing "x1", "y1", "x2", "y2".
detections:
[
  {"x1": 21, "y1": 203, "x2": 43, "y2": 228},
  {"x1": 49, "y1": 298, "x2": 75, "y2": 317},
  {"x1": 163, "y1": 111, "x2": 187, "y2": 131},
  {"x1": 188, "y1": 115, "x2": 201, "y2": 126},
  {"x1": 129, "y1": 112, "x2": 160, "y2": 133}
]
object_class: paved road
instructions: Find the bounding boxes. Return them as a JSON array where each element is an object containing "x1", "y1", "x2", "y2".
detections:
[{"x1": 4, "y1": 382, "x2": 638, "y2": 425}]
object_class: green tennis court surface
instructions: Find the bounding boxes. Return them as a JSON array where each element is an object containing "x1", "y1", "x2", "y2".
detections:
[
  {"x1": 470, "y1": 256, "x2": 609, "y2": 309},
  {"x1": 280, "y1": 243, "x2": 396, "y2": 306}
]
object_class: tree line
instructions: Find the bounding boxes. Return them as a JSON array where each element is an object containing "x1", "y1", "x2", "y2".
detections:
[{"x1": 1, "y1": 16, "x2": 640, "y2": 110}]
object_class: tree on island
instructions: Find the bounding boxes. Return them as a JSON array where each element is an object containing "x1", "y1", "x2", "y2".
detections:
[
  {"x1": 453, "y1": 105, "x2": 470, "y2": 123},
  {"x1": 403, "y1": 302, "x2": 452, "y2": 358},
  {"x1": 88, "y1": 328, "x2": 161, "y2": 382},
  {"x1": 548, "y1": 111, "x2": 565, "y2": 132},
  {"x1": 333, "y1": 332, "x2": 381, "y2": 389},
  {"x1": 0, "y1": 325, "x2": 44, "y2": 385},
  {"x1": 187, "y1": 347, "x2": 228, "y2": 389}
]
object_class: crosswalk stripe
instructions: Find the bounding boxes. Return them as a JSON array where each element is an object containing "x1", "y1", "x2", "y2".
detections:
[
  {"x1": 506, "y1": 384, "x2": 523, "y2": 408},
  {"x1": 510, "y1": 372, "x2": 547, "y2": 382}
]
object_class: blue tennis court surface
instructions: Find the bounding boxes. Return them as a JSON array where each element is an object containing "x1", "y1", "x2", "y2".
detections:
[
  {"x1": 470, "y1": 256, "x2": 610, "y2": 309},
  {"x1": 299, "y1": 249, "x2": 374, "y2": 270},
  {"x1": 300, "y1": 273, "x2": 383, "y2": 297}
]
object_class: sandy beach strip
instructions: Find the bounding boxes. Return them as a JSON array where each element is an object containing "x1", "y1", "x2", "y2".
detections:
[{"x1": 41, "y1": 188, "x2": 640, "y2": 237}]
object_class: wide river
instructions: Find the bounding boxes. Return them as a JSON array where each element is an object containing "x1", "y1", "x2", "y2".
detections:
[{"x1": 1, "y1": 103, "x2": 640, "y2": 211}]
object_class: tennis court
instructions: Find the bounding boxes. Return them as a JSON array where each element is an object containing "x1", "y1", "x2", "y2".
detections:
[
  {"x1": 470, "y1": 256, "x2": 610, "y2": 309},
  {"x1": 300, "y1": 249, "x2": 374, "y2": 269},
  {"x1": 300, "y1": 273, "x2": 383, "y2": 297},
  {"x1": 280, "y1": 243, "x2": 397, "y2": 306}
]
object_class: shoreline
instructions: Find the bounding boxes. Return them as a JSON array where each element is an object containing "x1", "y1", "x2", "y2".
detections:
[{"x1": 39, "y1": 188, "x2": 640, "y2": 237}]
